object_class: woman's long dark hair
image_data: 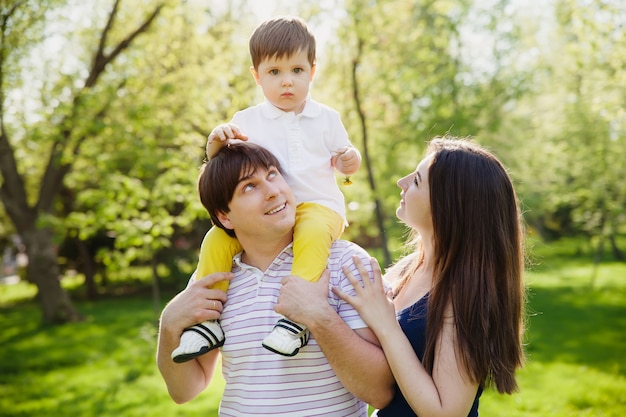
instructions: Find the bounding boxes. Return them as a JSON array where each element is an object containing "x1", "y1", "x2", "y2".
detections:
[{"x1": 400, "y1": 137, "x2": 525, "y2": 394}]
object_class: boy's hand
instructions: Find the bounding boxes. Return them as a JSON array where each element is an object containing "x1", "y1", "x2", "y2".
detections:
[
  {"x1": 206, "y1": 123, "x2": 248, "y2": 158},
  {"x1": 332, "y1": 147, "x2": 361, "y2": 175},
  {"x1": 207, "y1": 123, "x2": 249, "y2": 144}
]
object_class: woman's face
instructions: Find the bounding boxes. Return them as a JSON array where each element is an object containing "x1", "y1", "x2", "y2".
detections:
[{"x1": 396, "y1": 154, "x2": 433, "y2": 232}]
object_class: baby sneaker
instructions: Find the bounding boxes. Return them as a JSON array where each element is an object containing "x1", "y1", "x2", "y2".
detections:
[
  {"x1": 171, "y1": 319, "x2": 225, "y2": 363},
  {"x1": 262, "y1": 318, "x2": 310, "y2": 356}
]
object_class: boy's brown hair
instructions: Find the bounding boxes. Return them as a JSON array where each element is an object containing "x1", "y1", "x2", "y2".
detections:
[{"x1": 249, "y1": 16, "x2": 316, "y2": 70}]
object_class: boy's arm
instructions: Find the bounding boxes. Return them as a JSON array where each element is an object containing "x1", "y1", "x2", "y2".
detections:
[
  {"x1": 206, "y1": 123, "x2": 248, "y2": 159},
  {"x1": 331, "y1": 146, "x2": 362, "y2": 175}
]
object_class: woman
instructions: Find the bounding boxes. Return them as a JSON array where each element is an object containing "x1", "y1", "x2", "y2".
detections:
[{"x1": 334, "y1": 136, "x2": 526, "y2": 416}]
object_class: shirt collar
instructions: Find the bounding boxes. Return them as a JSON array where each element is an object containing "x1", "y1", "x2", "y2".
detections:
[
  {"x1": 233, "y1": 243, "x2": 294, "y2": 271},
  {"x1": 260, "y1": 97, "x2": 321, "y2": 119}
]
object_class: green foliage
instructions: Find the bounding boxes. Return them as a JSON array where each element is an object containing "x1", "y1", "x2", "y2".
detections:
[{"x1": 2, "y1": 0, "x2": 625, "y2": 322}]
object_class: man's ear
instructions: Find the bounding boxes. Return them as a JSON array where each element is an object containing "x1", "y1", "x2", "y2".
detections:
[
  {"x1": 250, "y1": 66, "x2": 261, "y2": 86},
  {"x1": 216, "y1": 210, "x2": 233, "y2": 230}
]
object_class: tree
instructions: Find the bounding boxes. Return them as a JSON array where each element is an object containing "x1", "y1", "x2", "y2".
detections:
[
  {"x1": 318, "y1": 0, "x2": 522, "y2": 265},
  {"x1": 497, "y1": 0, "x2": 626, "y2": 250},
  {"x1": 0, "y1": 0, "x2": 165, "y2": 323}
]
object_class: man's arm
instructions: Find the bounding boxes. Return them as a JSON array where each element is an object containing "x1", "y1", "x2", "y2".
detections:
[
  {"x1": 275, "y1": 271, "x2": 395, "y2": 409},
  {"x1": 156, "y1": 272, "x2": 231, "y2": 403}
]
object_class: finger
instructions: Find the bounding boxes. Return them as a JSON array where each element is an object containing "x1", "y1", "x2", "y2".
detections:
[
  {"x1": 231, "y1": 126, "x2": 249, "y2": 141},
  {"x1": 318, "y1": 269, "x2": 330, "y2": 289},
  {"x1": 221, "y1": 125, "x2": 234, "y2": 138},
  {"x1": 341, "y1": 264, "x2": 362, "y2": 292},
  {"x1": 196, "y1": 272, "x2": 233, "y2": 288},
  {"x1": 352, "y1": 255, "x2": 372, "y2": 288},
  {"x1": 369, "y1": 257, "x2": 385, "y2": 290},
  {"x1": 208, "y1": 129, "x2": 226, "y2": 142},
  {"x1": 331, "y1": 284, "x2": 353, "y2": 304},
  {"x1": 281, "y1": 274, "x2": 302, "y2": 286},
  {"x1": 209, "y1": 299, "x2": 223, "y2": 312}
]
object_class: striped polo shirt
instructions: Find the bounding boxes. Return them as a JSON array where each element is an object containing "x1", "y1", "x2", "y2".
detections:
[{"x1": 217, "y1": 240, "x2": 372, "y2": 416}]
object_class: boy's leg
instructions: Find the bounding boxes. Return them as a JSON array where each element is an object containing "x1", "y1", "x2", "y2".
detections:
[
  {"x1": 172, "y1": 227, "x2": 242, "y2": 363},
  {"x1": 291, "y1": 202, "x2": 345, "y2": 281},
  {"x1": 262, "y1": 203, "x2": 344, "y2": 356}
]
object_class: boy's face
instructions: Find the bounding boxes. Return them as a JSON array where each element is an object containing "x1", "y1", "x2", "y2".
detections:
[
  {"x1": 251, "y1": 49, "x2": 315, "y2": 114},
  {"x1": 216, "y1": 166, "x2": 296, "y2": 242}
]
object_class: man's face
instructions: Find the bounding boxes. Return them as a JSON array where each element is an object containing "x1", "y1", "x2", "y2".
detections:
[{"x1": 217, "y1": 165, "x2": 296, "y2": 240}]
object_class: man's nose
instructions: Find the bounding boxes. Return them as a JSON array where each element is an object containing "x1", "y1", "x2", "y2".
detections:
[{"x1": 264, "y1": 181, "x2": 280, "y2": 198}]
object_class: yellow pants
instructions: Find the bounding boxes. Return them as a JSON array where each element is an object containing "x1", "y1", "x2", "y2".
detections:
[{"x1": 196, "y1": 202, "x2": 345, "y2": 291}]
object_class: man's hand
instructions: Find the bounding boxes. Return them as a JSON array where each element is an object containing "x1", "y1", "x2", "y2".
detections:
[
  {"x1": 160, "y1": 272, "x2": 232, "y2": 335},
  {"x1": 274, "y1": 270, "x2": 333, "y2": 325}
]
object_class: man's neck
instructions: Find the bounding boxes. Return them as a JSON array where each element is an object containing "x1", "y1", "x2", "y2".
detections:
[{"x1": 239, "y1": 234, "x2": 293, "y2": 271}]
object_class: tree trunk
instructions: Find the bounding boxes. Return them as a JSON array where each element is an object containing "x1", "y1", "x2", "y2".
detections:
[
  {"x1": 77, "y1": 239, "x2": 99, "y2": 300},
  {"x1": 350, "y1": 37, "x2": 392, "y2": 268},
  {"x1": 23, "y1": 228, "x2": 83, "y2": 324},
  {"x1": 609, "y1": 234, "x2": 625, "y2": 262}
]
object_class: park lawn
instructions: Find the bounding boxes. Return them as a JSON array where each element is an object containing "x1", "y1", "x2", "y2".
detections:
[
  {"x1": 0, "y1": 290, "x2": 225, "y2": 417},
  {"x1": 1, "y1": 238, "x2": 625, "y2": 416}
]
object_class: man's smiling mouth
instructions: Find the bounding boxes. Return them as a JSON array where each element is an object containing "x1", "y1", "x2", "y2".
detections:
[{"x1": 266, "y1": 203, "x2": 286, "y2": 215}]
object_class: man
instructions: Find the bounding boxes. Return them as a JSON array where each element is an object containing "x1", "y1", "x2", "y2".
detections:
[{"x1": 156, "y1": 142, "x2": 394, "y2": 416}]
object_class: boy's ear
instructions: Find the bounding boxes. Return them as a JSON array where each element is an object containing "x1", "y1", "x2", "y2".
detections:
[
  {"x1": 250, "y1": 66, "x2": 261, "y2": 85},
  {"x1": 310, "y1": 63, "x2": 316, "y2": 81},
  {"x1": 216, "y1": 210, "x2": 233, "y2": 230}
]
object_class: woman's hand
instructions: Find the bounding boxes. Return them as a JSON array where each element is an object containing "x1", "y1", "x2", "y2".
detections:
[{"x1": 332, "y1": 256, "x2": 397, "y2": 334}]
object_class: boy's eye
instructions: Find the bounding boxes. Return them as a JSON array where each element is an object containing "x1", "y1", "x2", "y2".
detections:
[
  {"x1": 269, "y1": 69, "x2": 279, "y2": 75},
  {"x1": 293, "y1": 68, "x2": 303, "y2": 74}
]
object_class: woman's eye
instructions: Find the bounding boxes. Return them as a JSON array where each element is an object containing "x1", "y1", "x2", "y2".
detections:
[{"x1": 413, "y1": 176, "x2": 419, "y2": 186}]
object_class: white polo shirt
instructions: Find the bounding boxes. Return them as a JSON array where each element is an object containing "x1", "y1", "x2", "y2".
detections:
[
  {"x1": 216, "y1": 240, "x2": 371, "y2": 416},
  {"x1": 231, "y1": 99, "x2": 351, "y2": 220}
]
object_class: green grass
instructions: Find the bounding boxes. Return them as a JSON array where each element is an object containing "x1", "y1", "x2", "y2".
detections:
[
  {"x1": 1, "y1": 237, "x2": 625, "y2": 416},
  {"x1": 0, "y1": 289, "x2": 225, "y2": 417},
  {"x1": 480, "y1": 238, "x2": 626, "y2": 417}
]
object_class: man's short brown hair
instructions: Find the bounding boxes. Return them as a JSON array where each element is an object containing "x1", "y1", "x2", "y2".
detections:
[{"x1": 198, "y1": 142, "x2": 283, "y2": 237}]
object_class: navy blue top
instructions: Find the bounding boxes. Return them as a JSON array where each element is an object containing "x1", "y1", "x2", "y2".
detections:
[{"x1": 377, "y1": 293, "x2": 482, "y2": 417}]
